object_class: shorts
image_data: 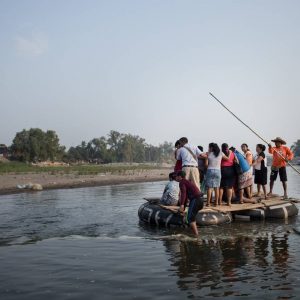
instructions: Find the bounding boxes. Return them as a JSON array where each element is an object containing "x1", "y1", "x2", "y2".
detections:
[
  {"x1": 186, "y1": 195, "x2": 204, "y2": 224},
  {"x1": 206, "y1": 169, "x2": 221, "y2": 188},
  {"x1": 270, "y1": 166, "x2": 287, "y2": 182},
  {"x1": 254, "y1": 168, "x2": 267, "y2": 185}
]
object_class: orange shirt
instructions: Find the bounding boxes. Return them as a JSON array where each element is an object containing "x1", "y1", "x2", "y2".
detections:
[
  {"x1": 245, "y1": 150, "x2": 253, "y2": 166},
  {"x1": 268, "y1": 145, "x2": 294, "y2": 168}
]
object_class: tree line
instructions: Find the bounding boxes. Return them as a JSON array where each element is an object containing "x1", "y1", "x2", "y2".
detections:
[{"x1": 7, "y1": 128, "x2": 174, "y2": 163}]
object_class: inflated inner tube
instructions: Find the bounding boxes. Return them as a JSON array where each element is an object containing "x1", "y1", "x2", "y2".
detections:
[
  {"x1": 265, "y1": 202, "x2": 298, "y2": 219},
  {"x1": 138, "y1": 202, "x2": 232, "y2": 227},
  {"x1": 232, "y1": 201, "x2": 298, "y2": 220}
]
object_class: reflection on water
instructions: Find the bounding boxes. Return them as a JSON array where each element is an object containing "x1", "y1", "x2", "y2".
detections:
[
  {"x1": 163, "y1": 232, "x2": 296, "y2": 298},
  {"x1": 0, "y1": 168, "x2": 299, "y2": 299}
]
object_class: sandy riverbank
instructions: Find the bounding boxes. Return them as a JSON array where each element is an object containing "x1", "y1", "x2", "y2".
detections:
[{"x1": 0, "y1": 168, "x2": 171, "y2": 195}]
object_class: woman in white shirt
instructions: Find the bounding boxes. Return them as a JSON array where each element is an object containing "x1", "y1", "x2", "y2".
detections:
[{"x1": 201, "y1": 143, "x2": 229, "y2": 206}]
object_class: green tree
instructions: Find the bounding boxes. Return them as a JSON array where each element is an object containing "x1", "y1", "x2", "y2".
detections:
[
  {"x1": 11, "y1": 128, "x2": 65, "y2": 162},
  {"x1": 291, "y1": 140, "x2": 300, "y2": 157}
]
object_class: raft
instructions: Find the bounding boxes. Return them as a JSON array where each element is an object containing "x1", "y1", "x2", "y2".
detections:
[
  {"x1": 138, "y1": 201, "x2": 232, "y2": 227},
  {"x1": 230, "y1": 200, "x2": 299, "y2": 220}
]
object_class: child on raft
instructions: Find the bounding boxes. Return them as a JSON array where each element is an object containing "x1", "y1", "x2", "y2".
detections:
[{"x1": 160, "y1": 172, "x2": 180, "y2": 206}]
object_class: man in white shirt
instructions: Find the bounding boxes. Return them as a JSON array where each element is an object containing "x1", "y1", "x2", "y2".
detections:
[{"x1": 176, "y1": 137, "x2": 202, "y2": 190}]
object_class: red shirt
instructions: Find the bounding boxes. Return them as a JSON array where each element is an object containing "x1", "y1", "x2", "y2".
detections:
[
  {"x1": 174, "y1": 160, "x2": 182, "y2": 172},
  {"x1": 221, "y1": 151, "x2": 235, "y2": 167},
  {"x1": 179, "y1": 178, "x2": 201, "y2": 207}
]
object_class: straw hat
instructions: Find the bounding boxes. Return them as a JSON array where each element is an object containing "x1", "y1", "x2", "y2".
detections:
[{"x1": 271, "y1": 137, "x2": 286, "y2": 145}]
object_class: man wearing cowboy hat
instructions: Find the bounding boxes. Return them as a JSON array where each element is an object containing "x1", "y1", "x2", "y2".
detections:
[{"x1": 268, "y1": 137, "x2": 294, "y2": 199}]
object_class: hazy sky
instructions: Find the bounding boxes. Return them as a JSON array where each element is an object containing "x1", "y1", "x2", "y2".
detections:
[{"x1": 1, "y1": 0, "x2": 299, "y2": 151}]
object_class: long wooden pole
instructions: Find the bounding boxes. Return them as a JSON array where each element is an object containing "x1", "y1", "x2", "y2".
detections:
[{"x1": 209, "y1": 92, "x2": 300, "y2": 176}]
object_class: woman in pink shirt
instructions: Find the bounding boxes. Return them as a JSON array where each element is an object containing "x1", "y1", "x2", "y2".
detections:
[{"x1": 219, "y1": 143, "x2": 236, "y2": 206}]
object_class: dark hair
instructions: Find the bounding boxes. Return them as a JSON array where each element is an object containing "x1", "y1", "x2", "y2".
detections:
[
  {"x1": 241, "y1": 143, "x2": 248, "y2": 149},
  {"x1": 256, "y1": 144, "x2": 266, "y2": 152},
  {"x1": 229, "y1": 146, "x2": 236, "y2": 152},
  {"x1": 175, "y1": 140, "x2": 181, "y2": 147},
  {"x1": 169, "y1": 172, "x2": 177, "y2": 181},
  {"x1": 209, "y1": 143, "x2": 220, "y2": 157},
  {"x1": 221, "y1": 143, "x2": 229, "y2": 156},
  {"x1": 197, "y1": 145, "x2": 203, "y2": 152},
  {"x1": 179, "y1": 137, "x2": 188, "y2": 145},
  {"x1": 176, "y1": 170, "x2": 186, "y2": 178}
]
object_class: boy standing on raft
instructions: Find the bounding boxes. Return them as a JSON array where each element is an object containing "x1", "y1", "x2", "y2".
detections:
[
  {"x1": 268, "y1": 137, "x2": 294, "y2": 199},
  {"x1": 176, "y1": 171, "x2": 204, "y2": 236}
]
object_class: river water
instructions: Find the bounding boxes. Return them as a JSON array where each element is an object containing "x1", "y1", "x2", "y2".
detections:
[{"x1": 0, "y1": 168, "x2": 300, "y2": 300}]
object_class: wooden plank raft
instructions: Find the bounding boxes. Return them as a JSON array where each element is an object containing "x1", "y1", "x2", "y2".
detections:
[
  {"x1": 205, "y1": 196, "x2": 297, "y2": 213},
  {"x1": 144, "y1": 195, "x2": 299, "y2": 214}
]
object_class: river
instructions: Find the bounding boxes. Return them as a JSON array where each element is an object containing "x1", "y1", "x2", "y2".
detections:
[{"x1": 0, "y1": 168, "x2": 300, "y2": 299}]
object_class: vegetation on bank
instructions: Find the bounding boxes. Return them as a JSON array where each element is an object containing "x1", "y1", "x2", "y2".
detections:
[
  {"x1": 291, "y1": 140, "x2": 300, "y2": 157},
  {"x1": 0, "y1": 161, "x2": 165, "y2": 175},
  {"x1": 4, "y1": 128, "x2": 174, "y2": 164}
]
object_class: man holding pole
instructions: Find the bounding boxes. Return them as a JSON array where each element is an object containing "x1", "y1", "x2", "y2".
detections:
[{"x1": 268, "y1": 137, "x2": 294, "y2": 199}]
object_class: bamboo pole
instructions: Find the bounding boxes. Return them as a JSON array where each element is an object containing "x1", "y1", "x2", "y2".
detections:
[{"x1": 209, "y1": 92, "x2": 300, "y2": 176}]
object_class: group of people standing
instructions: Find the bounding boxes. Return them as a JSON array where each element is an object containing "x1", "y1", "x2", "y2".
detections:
[{"x1": 160, "y1": 136, "x2": 294, "y2": 235}]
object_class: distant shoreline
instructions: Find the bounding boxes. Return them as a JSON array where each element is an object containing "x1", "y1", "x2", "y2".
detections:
[{"x1": 0, "y1": 168, "x2": 171, "y2": 196}]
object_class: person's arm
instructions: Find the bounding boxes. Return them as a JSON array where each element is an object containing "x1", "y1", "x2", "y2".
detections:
[
  {"x1": 174, "y1": 149, "x2": 177, "y2": 160},
  {"x1": 286, "y1": 147, "x2": 294, "y2": 161},
  {"x1": 253, "y1": 155, "x2": 263, "y2": 166},
  {"x1": 222, "y1": 151, "x2": 230, "y2": 161},
  {"x1": 200, "y1": 152, "x2": 208, "y2": 158},
  {"x1": 246, "y1": 153, "x2": 253, "y2": 166}
]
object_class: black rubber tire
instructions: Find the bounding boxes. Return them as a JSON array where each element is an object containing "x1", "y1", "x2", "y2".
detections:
[
  {"x1": 264, "y1": 202, "x2": 298, "y2": 219},
  {"x1": 232, "y1": 202, "x2": 298, "y2": 220},
  {"x1": 138, "y1": 202, "x2": 232, "y2": 227}
]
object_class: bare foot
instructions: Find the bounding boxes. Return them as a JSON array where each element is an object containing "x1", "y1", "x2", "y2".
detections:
[
  {"x1": 267, "y1": 192, "x2": 273, "y2": 196},
  {"x1": 253, "y1": 193, "x2": 261, "y2": 197}
]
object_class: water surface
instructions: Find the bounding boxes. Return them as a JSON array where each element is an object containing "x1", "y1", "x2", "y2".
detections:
[{"x1": 0, "y1": 168, "x2": 299, "y2": 299}]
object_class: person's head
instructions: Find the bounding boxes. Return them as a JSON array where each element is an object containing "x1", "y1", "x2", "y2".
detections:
[
  {"x1": 229, "y1": 146, "x2": 236, "y2": 152},
  {"x1": 197, "y1": 145, "x2": 203, "y2": 152},
  {"x1": 222, "y1": 143, "x2": 229, "y2": 154},
  {"x1": 208, "y1": 143, "x2": 220, "y2": 157},
  {"x1": 168, "y1": 172, "x2": 177, "y2": 181},
  {"x1": 179, "y1": 137, "x2": 188, "y2": 146},
  {"x1": 256, "y1": 144, "x2": 266, "y2": 154},
  {"x1": 175, "y1": 170, "x2": 186, "y2": 182},
  {"x1": 175, "y1": 140, "x2": 181, "y2": 149},
  {"x1": 241, "y1": 143, "x2": 249, "y2": 153},
  {"x1": 272, "y1": 137, "x2": 286, "y2": 148}
]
